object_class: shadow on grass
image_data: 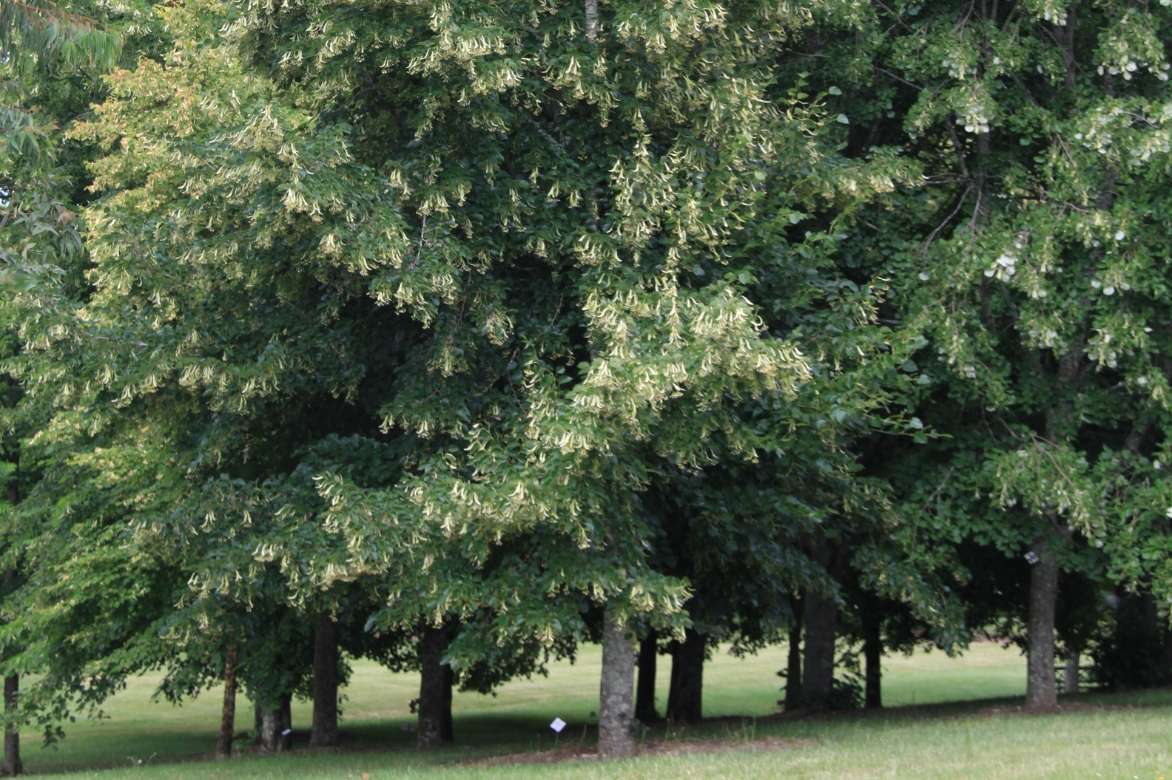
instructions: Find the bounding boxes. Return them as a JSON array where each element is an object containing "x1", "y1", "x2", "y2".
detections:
[{"x1": 24, "y1": 686, "x2": 1172, "y2": 776}]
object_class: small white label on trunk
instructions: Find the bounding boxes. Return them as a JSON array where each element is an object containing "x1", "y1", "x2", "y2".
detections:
[
  {"x1": 550, "y1": 717, "x2": 567, "y2": 733},
  {"x1": 281, "y1": 728, "x2": 293, "y2": 736}
]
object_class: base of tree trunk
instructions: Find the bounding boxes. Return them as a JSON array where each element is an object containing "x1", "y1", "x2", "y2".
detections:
[
  {"x1": 258, "y1": 694, "x2": 293, "y2": 752},
  {"x1": 801, "y1": 588, "x2": 838, "y2": 709},
  {"x1": 1062, "y1": 651, "x2": 1080, "y2": 694},
  {"x1": 597, "y1": 607, "x2": 636, "y2": 758},
  {"x1": 417, "y1": 624, "x2": 454, "y2": 748},
  {"x1": 216, "y1": 647, "x2": 238, "y2": 759},
  {"x1": 783, "y1": 602, "x2": 802, "y2": 711},
  {"x1": 3, "y1": 674, "x2": 21, "y2": 777},
  {"x1": 666, "y1": 629, "x2": 704, "y2": 723},
  {"x1": 1026, "y1": 536, "x2": 1060, "y2": 711},
  {"x1": 311, "y1": 616, "x2": 340, "y2": 748},
  {"x1": 863, "y1": 598, "x2": 882, "y2": 710}
]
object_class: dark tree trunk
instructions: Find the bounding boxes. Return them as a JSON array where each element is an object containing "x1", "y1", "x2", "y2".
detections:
[
  {"x1": 802, "y1": 588, "x2": 838, "y2": 709},
  {"x1": 310, "y1": 615, "x2": 339, "y2": 747},
  {"x1": 279, "y1": 693, "x2": 292, "y2": 748},
  {"x1": 665, "y1": 629, "x2": 704, "y2": 724},
  {"x1": 634, "y1": 632, "x2": 659, "y2": 723},
  {"x1": 417, "y1": 624, "x2": 453, "y2": 748},
  {"x1": 784, "y1": 600, "x2": 802, "y2": 711},
  {"x1": 216, "y1": 646, "x2": 238, "y2": 759},
  {"x1": 597, "y1": 606, "x2": 635, "y2": 758},
  {"x1": 253, "y1": 699, "x2": 262, "y2": 745},
  {"x1": 441, "y1": 664, "x2": 454, "y2": 742},
  {"x1": 3, "y1": 674, "x2": 20, "y2": 777},
  {"x1": 1026, "y1": 536, "x2": 1060, "y2": 710},
  {"x1": 862, "y1": 598, "x2": 882, "y2": 710}
]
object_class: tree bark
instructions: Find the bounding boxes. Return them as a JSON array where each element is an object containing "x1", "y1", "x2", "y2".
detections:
[
  {"x1": 417, "y1": 624, "x2": 453, "y2": 748},
  {"x1": 1062, "y1": 649, "x2": 1080, "y2": 694},
  {"x1": 310, "y1": 615, "x2": 339, "y2": 747},
  {"x1": 584, "y1": 0, "x2": 599, "y2": 42},
  {"x1": 665, "y1": 629, "x2": 704, "y2": 724},
  {"x1": 784, "y1": 600, "x2": 802, "y2": 711},
  {"x1": 253, "y1": 699, "x2": 262, "y2": 745},
  {"x1": 216, "y1": 647, "x2": 238, "y2": 759},
  {"x1": 634, "y1": 632, "x2": 659, "y2": 723},
  {"x1": 258, "y1": 694, "x2": 293, "y2": 752},
  {"x1": 1025, "y1": 535, "x2": 1060, "y2": 710},
  {"x1": 441, "y1": 664, "x2": 454, "y2": 742},
  {"x1": 3, "y1": 674, "x2": 20, "y2": 777},
  {"x1": 597, "y1": 607, "x2": 635, "y2": 758},
  {"x1": 863, "y1": 602, "x2": 882, "y2": 710},
  {"x1": 801, "y1": 589, "x2": 838, "y2": 709}
]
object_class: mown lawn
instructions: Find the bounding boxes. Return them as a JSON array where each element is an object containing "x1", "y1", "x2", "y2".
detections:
[{"x1": 15, "y1": 642, "x2": 1172, "y2": 779}]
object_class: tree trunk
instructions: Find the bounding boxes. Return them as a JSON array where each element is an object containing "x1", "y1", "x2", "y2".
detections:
[
  {"x1": 216, "y1": 647, "x2": 238, "y2": 759},
  {"x1": 258, "y1": 694, "x2": 292, "y2": 752},
  {"x1": 417, "y1": 624, "x2": 453, "y2": 748},
  {"x1": 584, "y1": 0, "x2": 599, "y2": 42},
  {"x1": 311, "y1": 615, "x2": 339, "y2": 747},
  {"x1": 279, "y1": 693, "x2": 293, "y2": 749},
  {"x1": 863, "y1": 598, "x2": 882, "y2": 710},
  {"x1": 597, "y1": 606, "x2": 635, "y2": 758},
  {"x1": 634, "y1": 632, "x2": 659, "y2": 723},
  {"x1": 784, "y1": 600, "x2": 802, "y2": 711},
  {"x1": 1026, "y1": 535, "x2": 1060, "y2": 711},
  {"x1": 441, "y1": 664, "x2": 454, "y2": 743},
  {"x1": 802, "y1": 588, "x2": 838, "y2": 709},
  {"x1": 1062, "y1": 649, "x2": 1080, "y2": 694},
  {"x1": 665, "y1": 629, "x2": 704, "y2": 724},
  {"x1": 3, "y1": 674, "x2": 20, "y2": 777},
  {"x1": 253, "y1": 699, "x2": 262, "y2": 745}
]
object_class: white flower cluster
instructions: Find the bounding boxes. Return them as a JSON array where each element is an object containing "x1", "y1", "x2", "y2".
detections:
[
  {"x1": 984, "y1": 234, "x2": 1026, "y2": 282},
  {"x1": 1097, "y1": 13, "x2": 1170, "y2": 82}
]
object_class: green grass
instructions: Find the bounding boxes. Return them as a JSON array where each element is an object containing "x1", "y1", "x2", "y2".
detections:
[{"x1": 14, "y1": 642, "x2": 1172, "y2": 779}]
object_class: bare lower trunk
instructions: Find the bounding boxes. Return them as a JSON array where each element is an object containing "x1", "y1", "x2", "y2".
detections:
[
  {"x1": 635, "y1": 632, "x2": 659, "y2": 723},
  {"x1": 1062, "y1": 651, "x2": 1080, "y2": 694},
  {"x1": 784, "y1": 601, "x2": 802, "y2": 711},
  {"x1": 311, "y1": 616, "x2": 339, "y2": 747},
  {"x1": 665, "y1": 630, "x2": 704, "y2": 724},
  {"x1": 441, "y1": 664, "x2": 454, "y2": 742},
  {"x1": 802, "y1": 589, "x2": 838, "y2": 709},
  {"x1": 597, "y1": 607, "x2": 635, "y2": 758},
  {"x1": 3, "y1": 674, "x2": 20, "y2": 777},
  {"x1": 417, "y1": 624, "x2": 453, "y2": 748},
  {"x1": 1026, "y1": 537, "x2": 1060, "y2": 711},
  {"x1": 216, "y1": 647, "x2": 238, "y2": 759},
  {"x1": 258, "y1": 694, "x2": 293, "y2": 752},
  {"x1": 863, "y1": 598, "x2": 882, "y2": 709}
]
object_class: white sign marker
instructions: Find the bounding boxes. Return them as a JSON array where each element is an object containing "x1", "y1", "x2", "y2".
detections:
[{"x1": 549, "y1": 717, "x2": 567, "y2": 733}]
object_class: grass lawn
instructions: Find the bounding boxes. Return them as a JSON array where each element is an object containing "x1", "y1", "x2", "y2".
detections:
[{"x1": 14, "y1": 641, "x2": 1172, "y2": 779}]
